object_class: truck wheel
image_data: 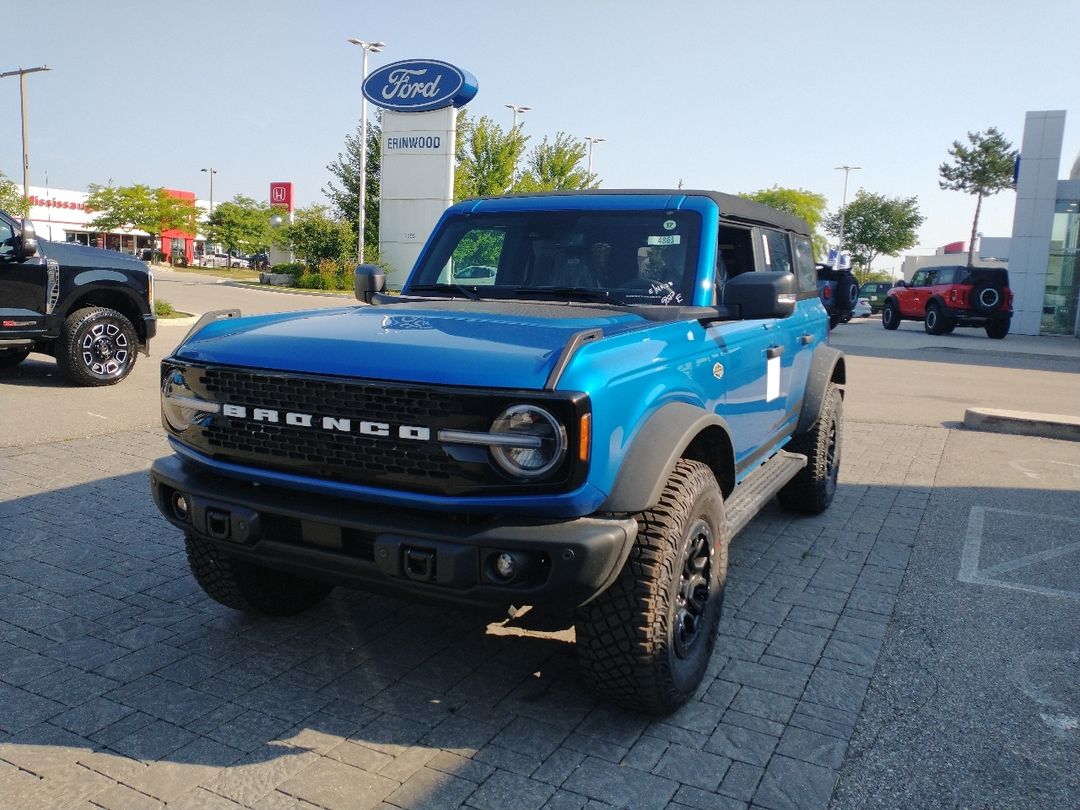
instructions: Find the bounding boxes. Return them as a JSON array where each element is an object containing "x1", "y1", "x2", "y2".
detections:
[
  {"x1": 185, "y1": 534, "x2": 334, "y2": 616},
  {"x1": 828, "y1": 312, "x2": 841, "y2": 330},
  {"x1": 985, "y1": 320, "x2": 1009, "y2": 339},
  {"x1": 882, "y1": 300, "x2": 900, "y2": 330},
  {"x1": 59, "y1": 307, "x2": 138, "y2": 386},
  {"x1": 575, "y1": 459, "x2": 727, "y2": 715},
  {"x1": 924, "y1": 302, "x2": 952, "y2": 335},
  {"x1": 778, "y1": 382, "x2": 843, "y2": 515},
  {"x1": 0, "y1": 348, "x2": 30, "y2": 368}
]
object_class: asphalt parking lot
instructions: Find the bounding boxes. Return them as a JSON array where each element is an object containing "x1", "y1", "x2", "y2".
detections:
[{"x1": 1, "y1": 275, "x2": 1078, "y2": 810}]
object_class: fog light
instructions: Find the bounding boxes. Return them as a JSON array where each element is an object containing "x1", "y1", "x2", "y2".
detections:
[
  {"x1": 495, "y1": 552, "x2": 516, "y2": 580},
  {"x1": 171, "y1": 491, "x2": 190, "y2": 522}
]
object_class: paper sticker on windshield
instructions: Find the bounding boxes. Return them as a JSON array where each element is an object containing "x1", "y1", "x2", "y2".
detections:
[
  {"x1": 663, "y1": 219, "x2": 677, "y2": 230},
  {"x1": 647, "y1": 235, "x2": 681, "y2": 246}
]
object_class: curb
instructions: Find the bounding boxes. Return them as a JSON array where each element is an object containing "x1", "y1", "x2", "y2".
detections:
[{"x1": 963, "y1": 407, "x2": 1080, "y2": 443}]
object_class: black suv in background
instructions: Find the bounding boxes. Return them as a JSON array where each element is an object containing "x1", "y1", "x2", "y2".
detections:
[
  {"x1": 816, "y1": 263, "x2": 859, "y2": 328},
  {"x1": 0, "y1": 210, "x2": 156, "y2": 384}
]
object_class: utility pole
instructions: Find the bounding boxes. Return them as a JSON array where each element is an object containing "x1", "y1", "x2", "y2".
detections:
[{"x1": 1, "y1": 65, "x2": 52, "y2": 199}]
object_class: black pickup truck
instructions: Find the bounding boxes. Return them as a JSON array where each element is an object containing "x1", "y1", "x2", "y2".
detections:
[{"x1": 0, "y1": 210, "x2": 156, "y2": 385}]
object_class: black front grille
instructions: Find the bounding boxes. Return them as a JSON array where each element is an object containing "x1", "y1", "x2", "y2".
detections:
[{"x1": 172, "y1": 364, "x2": 585, "y2": 497}]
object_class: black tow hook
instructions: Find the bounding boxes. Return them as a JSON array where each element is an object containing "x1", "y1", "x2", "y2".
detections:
[{"x1": 403, "y1": 547, "x2": 436, "y2": 582}]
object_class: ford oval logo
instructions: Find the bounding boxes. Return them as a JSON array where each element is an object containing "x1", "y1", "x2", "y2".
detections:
[{"x1": 363, "y1": 59, "x2": 478, "y2": 112}]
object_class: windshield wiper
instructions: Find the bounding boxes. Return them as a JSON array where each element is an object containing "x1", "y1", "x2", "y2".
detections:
[
  {"x1": 407, "y1": 283, "x2": 481, "y2": 300},
  {"x1": 513, "y1": 287, "x2": 627, "y2": 306}
]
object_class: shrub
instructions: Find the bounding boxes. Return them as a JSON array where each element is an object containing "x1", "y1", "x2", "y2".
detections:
[{"x1": 154, "y1": 299, "x2": 176, "y2": 316}]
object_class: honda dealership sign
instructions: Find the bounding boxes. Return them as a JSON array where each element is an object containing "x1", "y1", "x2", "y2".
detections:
[{"x1": 363, "y1": 59, "x2": 477, "y2": 286}]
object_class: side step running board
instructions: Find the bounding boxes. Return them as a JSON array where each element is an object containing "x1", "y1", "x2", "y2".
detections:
[{"x1": 725, "y1": 450, "x2": 806, "y2": 538}]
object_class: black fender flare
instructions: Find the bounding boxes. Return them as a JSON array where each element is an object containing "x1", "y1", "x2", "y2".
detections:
[
  {"x1": 794, "y1": 344, "x2": 845, "y2": 436},
  {"x1": 598, "y1": 402, "x2": 734, "y2": 514}
]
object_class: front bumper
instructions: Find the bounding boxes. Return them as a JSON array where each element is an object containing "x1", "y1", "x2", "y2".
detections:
[{"x1": 150, "y1": 454, "x2": 637, "y2": 609}]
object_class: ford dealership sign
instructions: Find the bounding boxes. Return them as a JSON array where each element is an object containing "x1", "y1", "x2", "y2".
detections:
[{"x1": 363, "y1": 59, "x2": 478, "y2": 112}]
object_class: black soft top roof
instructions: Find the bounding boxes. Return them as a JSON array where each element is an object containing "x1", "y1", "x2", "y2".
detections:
[{"x1": 472, "y1": 189, "x2": 813, "y2": 238}]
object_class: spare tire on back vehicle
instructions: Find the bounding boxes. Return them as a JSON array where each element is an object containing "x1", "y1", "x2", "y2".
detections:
[{"x1": 971, "y1": 281, "x2": 1003, "y2": 315}]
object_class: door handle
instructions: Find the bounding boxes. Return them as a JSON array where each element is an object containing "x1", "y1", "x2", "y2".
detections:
[
  {"x1": 767, "y1": 345, "x2": 784, "y2": 359},
  {"x1": 799, "y1": 333, "x2": 814, "y2": 345}
]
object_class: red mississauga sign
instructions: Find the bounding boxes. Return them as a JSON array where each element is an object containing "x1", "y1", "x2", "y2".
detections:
[{"x1": 270, "y1": 182, "x2": 293, "y2": 211}]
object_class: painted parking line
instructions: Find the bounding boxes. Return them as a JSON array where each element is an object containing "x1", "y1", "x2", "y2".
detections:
[{"x1": 959, "y1": 506, "x2": 1080, "y2": 601}]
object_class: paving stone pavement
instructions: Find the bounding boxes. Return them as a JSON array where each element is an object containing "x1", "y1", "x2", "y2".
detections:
[{"x1": 0, "y1": 421, "x2": 945, "y2": 810}]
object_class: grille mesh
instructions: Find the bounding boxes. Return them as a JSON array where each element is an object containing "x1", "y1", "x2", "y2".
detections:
[{"x1": 195, "y1": 367, "x2": 490, "y2": 489}]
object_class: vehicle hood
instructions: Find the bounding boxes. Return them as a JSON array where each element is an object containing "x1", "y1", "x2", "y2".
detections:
[
  {"x1": 40, "y1": 240, "x2": 148, "y2": 273},
  {"x1": 175, "y1": 300, "x2": 652, "y2": 388}
]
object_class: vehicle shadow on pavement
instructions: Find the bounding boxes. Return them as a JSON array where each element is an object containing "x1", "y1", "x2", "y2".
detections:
[{"x1": 2, "y1": 423, "x2": 1076, "y2": 809}]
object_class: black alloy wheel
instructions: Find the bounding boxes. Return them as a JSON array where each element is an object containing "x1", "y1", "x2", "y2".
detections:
[
  {"x1": 673, "y1": 518, "x2": 715, "y2": 660},
  {"x1": 59, "y1": 307, "x2": 138, "y2": 386}
]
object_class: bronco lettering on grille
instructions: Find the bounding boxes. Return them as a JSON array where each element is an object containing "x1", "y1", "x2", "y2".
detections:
[{"x1": 222, "y1": 404, "x2": 431, "y2": 441}]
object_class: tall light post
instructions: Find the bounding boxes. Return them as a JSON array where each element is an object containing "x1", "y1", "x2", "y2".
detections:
[
  {"x1": 833, "y1": 165, "x2": 861, "y2": 270},
  {"x1": 200, "y1": 167, "x2": 217, "y2": 214},
  {"x1": 1, "y1": 65, "x2": 52, "y2": 199},
  {"x1": 584, "y1": 136, "x2": 606, "y2": 176},
  {"x1": 347, "y1": 37, "x2": 385, "y2": 263},
  {"x1": 503, "y1": 104, "x2": 529, "y2": 130}
]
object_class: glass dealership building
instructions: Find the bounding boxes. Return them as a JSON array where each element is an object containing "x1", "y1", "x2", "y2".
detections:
[{"x1": 1008, "y1": 110, "x2": 1080, "y2": 337}]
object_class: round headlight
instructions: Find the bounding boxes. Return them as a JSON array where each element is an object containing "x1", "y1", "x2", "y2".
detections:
[
  {"x1": 489, "y1": 405, "x2": 567, "y2": 479},
  {"x1": 161, "y1": 368, "x2": 208, "y2": 432}
]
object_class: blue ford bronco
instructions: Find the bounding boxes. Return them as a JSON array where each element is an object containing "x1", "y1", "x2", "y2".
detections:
[{"x1": 150, "y1": 190, "x2": 845, "y2": 713}]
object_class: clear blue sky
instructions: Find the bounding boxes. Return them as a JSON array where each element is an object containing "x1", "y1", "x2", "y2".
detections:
[{"x1": 5, "y1": 0, "x2": 1078, "y2": 272}]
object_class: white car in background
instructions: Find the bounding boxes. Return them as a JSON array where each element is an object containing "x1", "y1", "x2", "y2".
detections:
[{"x1": 853, "y1": 297, "x2": 873, "y2": 318}]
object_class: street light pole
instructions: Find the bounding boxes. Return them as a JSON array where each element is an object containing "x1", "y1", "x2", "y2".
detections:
[
  {"x1": 348, "y1": 38, "x2": 385, "y2": 263},
  {"x1": 584, "y1": 136, "x2": 606, "y2": 176},
  {"x1": 833, "y1": 165, "x2": 861, "y2": 270},
  {"x1": 505, "y1": 103, "x2": 531, "y2": 130},
  {"x1": 200, "y1": 167, "x2": 217, "y2": 214},
  {"x1": 1, "y1": 65, "x2": 51, "y2": 199}
]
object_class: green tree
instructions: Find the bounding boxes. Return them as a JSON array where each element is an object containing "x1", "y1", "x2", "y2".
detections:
[
  {"x1": 454, "y1": 113, "x2": 528, "y2": 201},
  {"x1": 205, "y1": 195, "x2": 273, "y2": 266},
  {"x1": 824, "y1": 191, "x2": 925, "y2": 281},
  {"x1": 0, "y1": 170, "x2": 29, "y2": 216},
  {"x1": 740, "y1": 186, "x2": 829, "y2": 258},
  {"x1": 86, "y1": 184, "x2": 196, "y2": 259},
  {"x1": 323, "y1": 119, "x2": 382, "y2": 260},
  {"x1": 278, "y1": 204, "x2": 353, "y2": 269},
  {"x1": 517, "y1": 133, "x2": 597, "y2": 192},
  {"x1": 939, "y1": 126, "x2": 1017, "y2": 266}
]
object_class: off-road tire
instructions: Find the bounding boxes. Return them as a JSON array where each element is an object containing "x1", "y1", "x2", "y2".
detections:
[
  {"x1": 835, "y1": 274, "x2": 859, "y2": 310},
  {"x1": 777, "y1": 383, "x2": 843, "y2": 515},
  {"x1": 924, "y1": 302, "x2": 952, "y2": 336},
  {"x1": 882, "y1": 300, "x2": 901, "y2": 330},
  {"x1": 185, "y1": 534, "x2": 334, "y2": 616},
  {"x1": 985, "y1": 319, "x2": 1010, "y2": 340},
  {"x1": 575, "y1": 459, "x2": 727, "y2": 715},
  {"x1": 0, "y1": 348, "x2": 30, "y2": 368},
  {"x1": 828, "y1": 312, "x2": 841, "y2": 330},
  {"x1": 59, "y1": 307, "x2": 138, "y2": 386}
]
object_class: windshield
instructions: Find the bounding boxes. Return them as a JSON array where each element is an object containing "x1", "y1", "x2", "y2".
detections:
[{"x1": 408, "y1": 210, "x2": 702, "y2": 306}]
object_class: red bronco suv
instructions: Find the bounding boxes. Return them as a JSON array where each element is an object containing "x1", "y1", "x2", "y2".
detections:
[{"x1": 882, "y1": 265, "x2": 1012, "y2": 339}]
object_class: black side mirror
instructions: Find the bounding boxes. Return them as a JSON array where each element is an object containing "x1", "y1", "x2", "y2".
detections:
[
  {"x1": 893, "y1": 279, "x2": 906, "y2": 288},
  {"x1": 723, "y1": 271, "x2": 797, "y2": 319},
  {"x1": 18, "y1": 219, "x2": 38, "y2": 259},
  {"x1": 354, "y1": 263, "x2": 386, "y2": 304}
]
